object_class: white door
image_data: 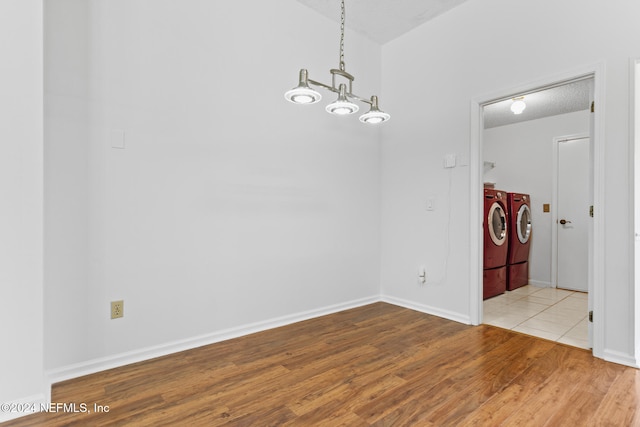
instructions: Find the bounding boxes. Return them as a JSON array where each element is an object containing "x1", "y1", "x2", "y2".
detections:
[{"x1": 557, "y1": 137, "x2": 589, "y2": 291}]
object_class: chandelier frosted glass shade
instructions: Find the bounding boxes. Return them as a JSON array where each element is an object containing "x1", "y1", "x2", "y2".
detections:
[
  {"x1": 326, "y1": 84, "x2": 359, "y2": 115},
  {"x1": 285, "y1": 69, "x2": 322, "y2": 105},
  {"x1": 359, "y1": 96, "x2": 390, "y2": 124},
  {"x1": 285, "y1": 87, "x2": 322, "y2": 105},
  {"x1": 326, "y1": 101, "x2": 359, "y2": 115}
]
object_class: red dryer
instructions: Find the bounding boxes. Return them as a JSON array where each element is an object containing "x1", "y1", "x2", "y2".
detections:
[
  {"x1": 506, "y1": 193, "x2": 532, "y2": 290},
  {"x1": 483, "y1": 189, "x2": 509, "y2": 299}
]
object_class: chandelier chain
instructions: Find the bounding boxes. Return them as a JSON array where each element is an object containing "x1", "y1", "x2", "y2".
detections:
[{"x1": 339, "y1": 0, "x2": 345, "y2": 71}]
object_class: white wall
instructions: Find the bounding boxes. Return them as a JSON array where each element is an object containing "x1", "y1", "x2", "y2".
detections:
[
  {"x1": 381, "y1": 0, "x2": 640, "y2": 363},
  {"x1": 483, "y1": 111, "x2": 590, "y2": 287},
  {"x1": 0, "y1": 0, "x2": 45, "y2": 420},
  {"x1": 44, "y1": 0, "x2": 91, "y2": 370},
  {"x1": 44, "y1": 0, "x2": 382, "y2": 376}
]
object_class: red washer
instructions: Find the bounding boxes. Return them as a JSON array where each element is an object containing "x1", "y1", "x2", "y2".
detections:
[
  {"x1": 506, "y1": 193, "x2": 532, "y2": 290},
  {"x1": 483, "y1": 189, "x2": 508, "y2": 299}
]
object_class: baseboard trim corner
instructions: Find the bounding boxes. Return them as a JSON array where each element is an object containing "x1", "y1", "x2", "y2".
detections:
[
  {"x1": 527, "y1": 280, "x2": 552, "y2": 288},
  {"x1": 380, "y1": 294, "x2": 471, "y2": 325}
]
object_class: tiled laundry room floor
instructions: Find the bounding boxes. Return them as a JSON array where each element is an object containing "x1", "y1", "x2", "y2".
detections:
[{"x1": 483, "y1": 285, "x2": 589, "y2": 349}]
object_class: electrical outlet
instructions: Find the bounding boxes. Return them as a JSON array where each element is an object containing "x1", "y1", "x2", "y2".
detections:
[{"x1": 111, "y1": 300, "x2": 124, "y2": 319}]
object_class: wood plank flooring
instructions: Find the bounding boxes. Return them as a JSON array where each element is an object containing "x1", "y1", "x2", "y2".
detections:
[{"x1": 2, "y1": 302, "x2": 639, "y2": 426}]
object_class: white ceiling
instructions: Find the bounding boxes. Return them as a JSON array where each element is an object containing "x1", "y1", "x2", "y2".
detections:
[
  {"x1": 297, "y1": 0, "x2": 469, "y2": 44},
  {"x1": 297, "y1": 0, "x2": 591, "y2": 128}
]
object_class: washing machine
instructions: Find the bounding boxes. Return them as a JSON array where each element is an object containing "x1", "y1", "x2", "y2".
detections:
[
  {"x1": 506, "y1": 192, "x2": 532, "y2": 290},
  {"x1": 483, "y1": 189, "x2": 509, "y2": 299}
]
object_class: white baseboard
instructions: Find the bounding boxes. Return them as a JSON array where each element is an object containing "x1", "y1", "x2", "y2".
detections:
[
  {"x1": 603, "y1": 349, "x2": 639, "y2": 368},
  {"x1": 45, "y1": 295, "x2": 380, "y2": 386},
  {"x1": 380, "y1": 294, "x2": 471, "y2": 325},
  {"x1": 0, "y1": 393, "x2": 47, "y2": 423},
  {"x1": 527, "y1": 280, "x2": 552, "y2": 288}
]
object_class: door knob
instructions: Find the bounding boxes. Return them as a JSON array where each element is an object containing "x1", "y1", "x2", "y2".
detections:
[{"x1": 559, "y1": 219, "x2": 572, "y2": 225}]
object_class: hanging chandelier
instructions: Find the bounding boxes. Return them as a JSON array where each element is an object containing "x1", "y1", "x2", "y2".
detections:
[{"x1": 284, "y1": 0, "x2": 390, "y2": 124}]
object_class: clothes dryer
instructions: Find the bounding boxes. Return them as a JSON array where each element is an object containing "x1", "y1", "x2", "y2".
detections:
[
  {"x1": 483, "y1": 189, "x2": 509, "y2": 299},
  {"x1": 506, "y1": 192, "x2": 532, "y2": 290}
]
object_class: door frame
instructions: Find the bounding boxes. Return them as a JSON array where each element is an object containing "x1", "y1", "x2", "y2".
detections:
[
  {"x1": 551, "y1": 133, "x2": 590, "y2": 290},
  {"x1": 469, "y1": 63, "x2": 605, "y2": 359},
  {"x1": 631, "y1": 57, "x2": 640, "y2": 365}
]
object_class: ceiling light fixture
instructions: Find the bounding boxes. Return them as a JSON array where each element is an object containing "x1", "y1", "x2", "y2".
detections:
[
  {"x1": 510, "y1": 97, "x2": 526, "y2": 115},
  {"x1": 284, "y1": 0, "x2": 390, "y2": 124}
]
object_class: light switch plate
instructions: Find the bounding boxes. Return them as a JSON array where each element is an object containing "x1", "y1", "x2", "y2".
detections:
[
  {"x1": 111, "y1": 129, "x2": 126, "y2": 149},
  {"x1": 426, "y1": 197, "x2": 436, "y2": 211},
  {"x1": 444, "y1": 154, "x2": 456, "y2": 168}
]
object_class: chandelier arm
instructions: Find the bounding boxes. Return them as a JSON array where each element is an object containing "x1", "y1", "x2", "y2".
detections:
[
  {"x1": 330, "y1": 69, "x2": 354, "y2": 81},
  {"x1": 346, "y1": 93, "x2": 374, "y2": 106},
  {"x1": 308, "y1": 79, "x2": 338, "y2": 93},
  {"x1": 307, "y1": 78, "x2": 375, "y2": 106}
]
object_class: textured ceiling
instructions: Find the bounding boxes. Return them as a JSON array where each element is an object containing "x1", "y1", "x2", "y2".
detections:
[
  {"x1": 297, "y1": 0, "x2": 591, "y2": 128},
  {"x1": 483, "y1": 79, "x2": 592, "y2": 129}
]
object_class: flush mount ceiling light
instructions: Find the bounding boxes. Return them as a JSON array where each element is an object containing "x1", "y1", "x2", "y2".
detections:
[
  {"x1": 284, "y1": 0, "x2": 390, "y2": 125},
  {"x1": 510, "y1": 97, "x2": 526, "y2": 115}
]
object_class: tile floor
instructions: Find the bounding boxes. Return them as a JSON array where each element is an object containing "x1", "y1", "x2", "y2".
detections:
[{"x1": 483, "y1": 285, "x2": 590, "y2": 349}]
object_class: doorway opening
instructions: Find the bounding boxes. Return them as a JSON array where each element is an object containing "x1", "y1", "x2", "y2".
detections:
[{"x1": 470, "y1": 65, "x2": 604, "y2": 358}]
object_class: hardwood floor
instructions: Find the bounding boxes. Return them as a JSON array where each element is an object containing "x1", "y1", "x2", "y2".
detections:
[{"x1": 3, "y1": 302, "x2": 639, "y2": 426}]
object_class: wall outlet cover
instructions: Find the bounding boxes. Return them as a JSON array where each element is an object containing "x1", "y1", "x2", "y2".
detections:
[{"x1": 111, "y1": 300, "x2": 124, "y2": 319}]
